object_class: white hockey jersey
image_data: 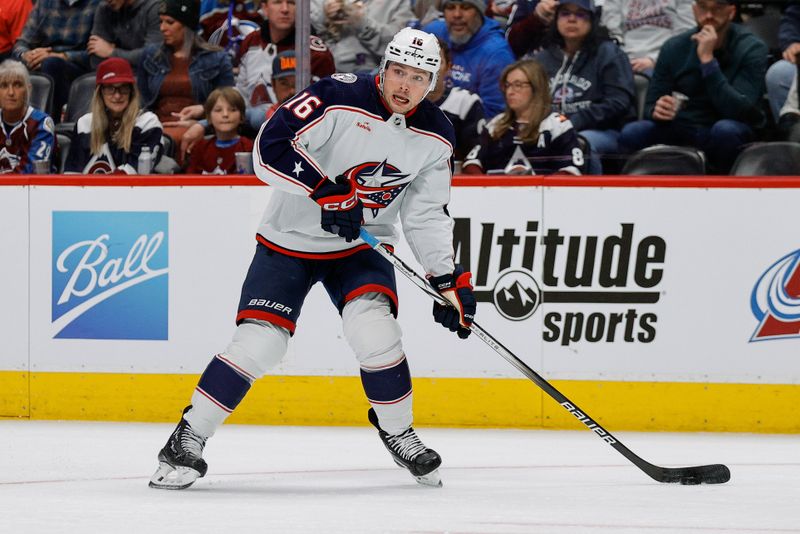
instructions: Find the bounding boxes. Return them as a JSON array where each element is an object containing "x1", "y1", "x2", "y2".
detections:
[{"x1": 254, "y1": 73, "x2": 457, "y2": 277}]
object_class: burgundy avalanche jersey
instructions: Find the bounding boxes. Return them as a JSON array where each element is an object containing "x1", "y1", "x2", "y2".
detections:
[
  {"x1": 0, "y1": 106, "x2": 55, "y2": 174},
  {"x1": 463, "y1": 112, "x2": 584, "y2": 175},
  {"x1": 254, "y1": 73, "x2": 457, "y2": 277},
  {"x1": 186, "y1": 135, "x2": 254, "y2": 174}
]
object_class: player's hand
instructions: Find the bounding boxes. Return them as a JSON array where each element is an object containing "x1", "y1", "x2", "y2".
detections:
[
  {"x1": 429, "y1": 266, "x2": 476, "y2": 339},
  {"x1": 783, "y1": 42, "x2": 800, "y2": 63},
  {"x1": 652, "y1": 95, "x2": 678, "y2": 121},
  {"x1": 309, "y1": 175, "x2": 363, "y2": 242},
  {"x1": 691, "y1": 24, "x2": 717, "y2": 63}
]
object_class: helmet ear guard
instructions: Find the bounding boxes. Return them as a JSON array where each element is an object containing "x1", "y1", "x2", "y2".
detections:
[{"x1": 379, "y1": 28, "x2": 441, "y2": 99}]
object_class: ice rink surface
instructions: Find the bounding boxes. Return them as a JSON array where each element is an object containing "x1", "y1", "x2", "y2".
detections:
[{"x1": 1, "y1": 420, "x2": 798, "y2": 533}]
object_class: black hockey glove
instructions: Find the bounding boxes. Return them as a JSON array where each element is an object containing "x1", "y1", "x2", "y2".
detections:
[
  {"x1": 429, "y1": 265, "x2": 476, "y2": 339},
  {"x1": 309, "y1": 175, "x2": 364, "y2": 242}
]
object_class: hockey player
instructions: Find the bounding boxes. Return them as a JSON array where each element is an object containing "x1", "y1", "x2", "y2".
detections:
[{"x1": 150, "y1": 27, "x2": 477, "y2": 490}]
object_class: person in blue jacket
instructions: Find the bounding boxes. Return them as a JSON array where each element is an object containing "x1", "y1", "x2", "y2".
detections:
[
  {"x1": 533, "y1": 0, "x2": 636, "y2": 174},
  {"x1": 423, "y1": 0, "x2": 515, "y2": 117},
  {"x1": 137, "y1": 0, "x2": 234, "y2": 152}
]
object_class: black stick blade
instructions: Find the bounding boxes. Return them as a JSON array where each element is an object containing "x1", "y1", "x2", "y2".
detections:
[{"x1": 657, "y1": 464, "x2": 731, "y2": 485}]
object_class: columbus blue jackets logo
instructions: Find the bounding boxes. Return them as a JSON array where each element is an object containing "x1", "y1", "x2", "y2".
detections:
[
  {"x1": 343, "y1": 160, "x2": 410, "y2": 217},
  {"x1": 750, "y1": 248, "x2": 800, "y2": 341}
]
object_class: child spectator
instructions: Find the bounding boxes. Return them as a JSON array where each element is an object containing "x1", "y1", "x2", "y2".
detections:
[
  {"x1": 64, "y1": 57, "x2": 164, "y2": 174},
  {"x1": 186, "y1": 87, "x2": 254, "y2": 174}
]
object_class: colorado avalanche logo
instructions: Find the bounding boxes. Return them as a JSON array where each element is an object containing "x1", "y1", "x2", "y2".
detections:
[
  {"x1": 0, "y1": 147, "x2": 21, "y2": 173},
  {"x1": 750, "y1": 249, "x2": 800, "y2": 341},
  {"x1": 343, "y1": 160, "x2": 410, "y2": 217},
  {"x1": 86, "y1": 157, "x2": 115, "y2": 174}
]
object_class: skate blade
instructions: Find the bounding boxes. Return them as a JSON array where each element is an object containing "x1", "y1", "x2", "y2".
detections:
[
  {"x1": 413, "y1": 469, "x2": 442, "y2": 487},
  {"x1": 148, "y1": 462, "x2": 202, "y2": 490}
]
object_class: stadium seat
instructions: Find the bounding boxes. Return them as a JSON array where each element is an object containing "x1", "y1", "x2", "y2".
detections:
[
  {"x1": 55, "y1": 72, "x2": 97, "y2": 137},
  {"x1": 730, "y1": 142, "x2": 800, "y2": 175},
  {"x1": 621, "y1": 144, "x2": 706, "y2": 175},
  {"x1": 56, "y1": 133, "x2": 71, "y2": 173},
  {"x1": 742, "y1": 8, "x2": 782, "y2": 62},
  {"x1": 29, "y1": 72, "x2": 54, "y2": 116},
  {"x1": 633, "y1": 73, "x2": 649, "y2": 120}
]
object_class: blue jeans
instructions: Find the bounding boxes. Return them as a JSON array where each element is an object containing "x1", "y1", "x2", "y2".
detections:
[
  {"x1": 765, "y1": 60, "x2": 796, "y2": 122},
  {"x1": 246, "y1": 104, "x2": 269, "y2": 131},
  {"x1": 619, "y1": 119, "x2": 754, "y2": 174},
  {"x1": 579, "y1": 129, "x2": 620, "y2": 175}
]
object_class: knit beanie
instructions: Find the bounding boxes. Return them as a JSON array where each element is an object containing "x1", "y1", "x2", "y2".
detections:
[
  {"x1": 160, "y1": 0, "x2": 200, "y2": 29},
  {"x1": 442, "y1": 0, "x2": 486, "y2": 17}
]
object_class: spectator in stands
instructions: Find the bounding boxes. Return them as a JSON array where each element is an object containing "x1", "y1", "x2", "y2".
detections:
[
  {"x1": 461, "y1": 59, "x2": 585, "y2": 175},
  {"x1": 138, "y1": 0, "x2": 234, "y2": 155},
  {"x1": 310, "y1": 0, "x2": 413, "y2": 73},
  {"x1": 0, "y1": 0, "x2": 33, "y2": 63},
  {"x1": 506, "y1": 0, "x2": 557, "y2": 58},
  {"x1": 65, "y1": 57, "x2": 165, "y2": 174},
  {"x1": 618, "y1": 0, "x2": 768, "y2": 174},
  {"x1": 423, "y1": 0, "x2": 516, "y2": 117},
  {"x1": 186, "y1": 86, "x2": 254, "y2": 173},
  {"x1": 237, "y1": 0, "x2": 335, "y2": 131},
  {"x1": 0, "y1": 59, "x2": 56, "y2": 173},
  {"x1": 12, "y1": 0, "x2": 102, "y2": 123},
  {"x1": 601, "y1": 0, "x2": 695, "y2": 77},
  {"x1": 87, "y1": 0, "x2": 163, "y2": 69},
  {"x1": 534, "y1": 0, "x2": 636, "y2": 173},
  {"x1": 199, "y1": 0, "x2": 262, "y2": 48},
  {"x1": 180, "y1": 48, "x2": 299, "y2": 155},
  {"x1": 765, "y1": 4, "x2": 800, "y2": 122},
  {"x1": 777, "y1": 69, "x2": 800, "y2": 142},
  {"x1": 428, "y1": 38, "x2": 486, "y2": 161}
]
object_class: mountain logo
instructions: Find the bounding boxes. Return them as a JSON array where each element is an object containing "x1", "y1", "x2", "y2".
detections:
[{"x1": 492, "y1": 269, "x2": 541, "y2": 321}]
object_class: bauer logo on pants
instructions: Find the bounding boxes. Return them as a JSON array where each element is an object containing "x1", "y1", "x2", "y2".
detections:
[{"x1": 51, "y1": 211, "x2": 169, "y2": 340}]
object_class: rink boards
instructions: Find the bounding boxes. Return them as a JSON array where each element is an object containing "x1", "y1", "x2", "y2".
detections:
[{"x1": 1, "y1": 174, "x2": 800, "y2": 432}]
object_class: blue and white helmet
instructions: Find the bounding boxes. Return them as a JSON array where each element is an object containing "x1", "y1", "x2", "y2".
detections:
[{"x1": 379, "y1": 28, "x2": 441, "y2": 96}]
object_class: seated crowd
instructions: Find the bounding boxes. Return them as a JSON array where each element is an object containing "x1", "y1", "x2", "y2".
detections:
[{"x1": 1, "y1": 0, "x2": 798, "y2": 176}]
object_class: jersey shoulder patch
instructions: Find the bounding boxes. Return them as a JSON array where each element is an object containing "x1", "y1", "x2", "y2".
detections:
[
  {"x1": 331, "y1": 72, "x2": 357, "y2": 84},
  {"x1": 309, "y1": 35, "x2": 328, "y2": 52},
  {"x1": 539, "y1": 112, "x2": 575, "y2": 139}
]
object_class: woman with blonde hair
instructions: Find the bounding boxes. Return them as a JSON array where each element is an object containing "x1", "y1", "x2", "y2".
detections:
[
  {"x1": 65, "y1": 57, "x2": 164, "y2": 174},
  {"x1": 462, "y1": 59, "x2": 585, "y2": 175}
]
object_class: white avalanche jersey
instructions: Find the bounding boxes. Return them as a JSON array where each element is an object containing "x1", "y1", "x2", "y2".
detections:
[{"x1": 254, "y1": 73, "x2": 456, "y2": 277}]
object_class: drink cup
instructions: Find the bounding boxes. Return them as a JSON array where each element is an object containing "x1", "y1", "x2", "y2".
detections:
[
  {"x1": 33, "y1": 159, "x2": 51, "y2": 174},
  {"x1": 235, "y1": 152, "x2": 254, "y2": 174},
  {"x1": 672, "y1": 91, "x2": 689, "y2": 112}
]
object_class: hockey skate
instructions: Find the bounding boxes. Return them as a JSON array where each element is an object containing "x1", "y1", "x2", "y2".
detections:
[
  {"x1": 368, "y1": 408, "x2": 442, "y2": 487},
  {"x1": 149, "y1": 406, "x2": 208, "y2": 490}
]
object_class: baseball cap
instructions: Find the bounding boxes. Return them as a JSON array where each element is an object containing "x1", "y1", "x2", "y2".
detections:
[
  {"x1": 95, "y1": 57, "x2": 135, "y2": 85},
  {"x1": 272, "y1": 50, "x2": 296, "y2": 79},
  {"x1": 558, "y1": 0, "x2": 596, "y2": 13}
]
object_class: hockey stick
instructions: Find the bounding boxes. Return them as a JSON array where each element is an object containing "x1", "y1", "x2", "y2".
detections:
[{"x1": 359, "y1": 228, "x2": 730, "y2": 485}]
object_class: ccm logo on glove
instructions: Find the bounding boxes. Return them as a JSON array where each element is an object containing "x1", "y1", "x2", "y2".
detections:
[
  {"x1": 309, "y1": 175, "x2": 364, "y2": 242},
  {"x1": 428, "y1": 265, "x2": 476, "y2": 339}
]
